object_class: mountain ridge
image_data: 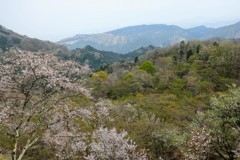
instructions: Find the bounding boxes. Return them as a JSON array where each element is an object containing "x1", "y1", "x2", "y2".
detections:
[
  {"x1": 0, "y1": 24, "x2": 156, "y2": 70},
  {"x1": 58, "y1": 21, "x2": 240, "y2": 53},
  {"x1": 56, "y1": 45, "x2": 156, "y2": 70},
  {"x1": 0, "y1": 25, "x2": 66, "y2": 53}
]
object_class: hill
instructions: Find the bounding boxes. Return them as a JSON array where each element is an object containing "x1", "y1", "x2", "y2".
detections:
[
  {"x1": 58, "y1": 21, "x2": 240, "y2": 53},
  {"x1": 0, "y1": 25, "x2": 157, "y2": 70},
  {"x1": 1, "y1": 24, "x2": 240, "y2": 159},
  {"x1": 0, "y1": 25, "x2": 66, "y2": 53},
  {"x1": 56, "y1": 45, "x2": 156, "y2": 70}
]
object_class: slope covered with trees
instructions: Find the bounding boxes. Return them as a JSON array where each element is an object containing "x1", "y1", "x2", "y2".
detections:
[
  {"x1": 0, "y1": 26, "x2": 240, "y2": 159},
  {"x1": 56, "y1": 45, "x2": 156, "y2": 70},
  {"x1": 0, "y1": 25, "x2": 156, "y2": 70},
  {"x1": 0, "y1": 25, "x2": 66, "y2": 53},
  {"x1": 88, "y1": 39, "x2": 240, "y2": 159}
]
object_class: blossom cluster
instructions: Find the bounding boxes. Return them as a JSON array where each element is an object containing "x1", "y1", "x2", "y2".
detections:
[
  {"x1": 0, "y1": 49, "x2": 91, "y2": 96},
  {"x1": 185, "y1": 126, "x2": 211, "y2": 160},
  {"x1": 86, "y1": 127, "x2": 148, "y2": 160}
]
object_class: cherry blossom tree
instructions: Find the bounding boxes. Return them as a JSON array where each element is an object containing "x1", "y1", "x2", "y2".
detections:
[
  {"x1": 184, "y1": 126, "x2": 211, "y2": 160},
  {"x1": 86, "y1": 127, "x2": 148, "y2": 160},
  {"x1": 43, "y1": 100, "x2": 113, "y2": 160},
  {"x1": 44, "y1": 117, "x2": 88, "y2": 160},
  {"x1": 0, "y1": 49, "x2": 91, "y2": 160},
  {"x1": 43, "y1": 99, "x2": 149, "y2": 160}
]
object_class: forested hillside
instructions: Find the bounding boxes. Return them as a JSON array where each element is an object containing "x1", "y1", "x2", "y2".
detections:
[
  {"x1": 0, "y1": 38, "x2": 240, "y2": 160},
  {"x1": 87, "y1": 39, "x2": 240, "y2": 159},
  {"x1": 56, "y1": 45, "x2": 156, "y2": 70},
  {"x1": 0, "y1": 25, "x2": 67, "y2": 53},
  {"x1": 0, "y1": 25, "x2": 157, "y2": 70},
  {"x1": 1, "y1": 0, "x2": 240, "y2": 159}
]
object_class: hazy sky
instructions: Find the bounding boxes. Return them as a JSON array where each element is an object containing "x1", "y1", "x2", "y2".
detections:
[{"x1": 1, "y1": 0, "x2": 240, "y2": 41}]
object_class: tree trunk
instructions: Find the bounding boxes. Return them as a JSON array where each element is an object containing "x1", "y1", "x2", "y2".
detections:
[
  {"x1": 12, "y1": 129, "x2": 19, "y2": 160},
  {"x1": 17, "y1": 137, "x2": 38, "y2": 160}
]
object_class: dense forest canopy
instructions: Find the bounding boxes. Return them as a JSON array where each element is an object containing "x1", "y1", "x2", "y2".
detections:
[{"x1": 0, "y1": 31, "x2": 240, "y2": 160}]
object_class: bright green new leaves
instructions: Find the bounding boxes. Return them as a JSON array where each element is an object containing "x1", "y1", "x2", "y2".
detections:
[{"x1": 139, "y1": 61, "x2": 156, "y2": 74}]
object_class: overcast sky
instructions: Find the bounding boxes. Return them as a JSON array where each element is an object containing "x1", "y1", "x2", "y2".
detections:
[{"x1": 1, "y1": 0, "x2": 240, "y2": 41}]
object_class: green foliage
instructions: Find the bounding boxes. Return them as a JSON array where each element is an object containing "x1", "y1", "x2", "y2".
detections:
[
  {"x1": 189, "y1": 86, "x2": 240, "y2": 159},
  {"x1": 86, "y1": 39, "x2": 240, "y2": 159},
  {"x1": 107, "y1": 74, "x2": 143, "y2": 99},
  {"x1": 209, "y1": 85, "x2": 240, "y2": 128},
  {"x1": 2, "y1": 36, "x2": 240, "y2": 159},
  {"x1": 166, "y1": 78, "x2": 186, "y2": 97},
  {"x1": 139, "y1": 61, "x2": 156, "y2": 74},
  {"x1": 92, "y1": 71, "x2": 108, "y2": 81},
  {"x1": 213, "y1": 41, "x2": 219, "y2": 47}
]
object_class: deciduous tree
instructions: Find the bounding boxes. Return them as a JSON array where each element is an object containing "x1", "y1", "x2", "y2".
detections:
[{"x1": 0, "y1": 49, "x2": 91, "y2": 160}]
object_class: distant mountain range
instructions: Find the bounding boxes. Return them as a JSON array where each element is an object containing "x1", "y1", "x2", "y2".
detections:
[
  {"x1": 2, "y1": 22, "x2": 240, "y2": 70},
  {"x1": 58, "y1": 21, "x2": 240, "y2": 53},
  {"x1": 0, "y1": 25, "x2": 156, "y2": 70}
]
